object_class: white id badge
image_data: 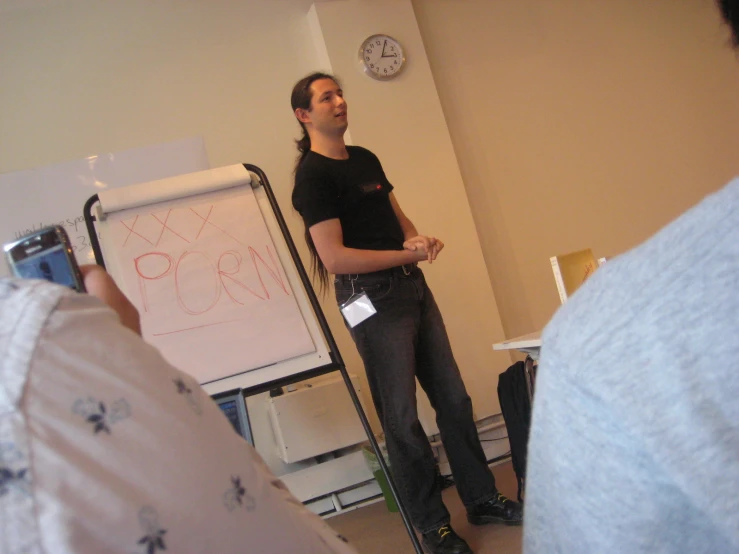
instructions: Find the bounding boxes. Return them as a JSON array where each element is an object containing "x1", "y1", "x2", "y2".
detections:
[{"x1": 340, "y1": 291, "x2": 377, "y2": 328}]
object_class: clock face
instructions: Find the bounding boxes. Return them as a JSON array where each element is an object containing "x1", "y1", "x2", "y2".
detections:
[{"x1": 359, "y1": 34, "x2": 405, "y2": 80}]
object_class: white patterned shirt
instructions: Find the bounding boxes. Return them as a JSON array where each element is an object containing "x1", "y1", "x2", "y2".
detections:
[{"x1": 0, "y1": 278, "x2": 356, "y2": 554}]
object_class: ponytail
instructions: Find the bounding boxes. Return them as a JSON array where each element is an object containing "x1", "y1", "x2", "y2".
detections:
[{"x1": 294, "y1": 124, "x2": 311, "y2": 174}]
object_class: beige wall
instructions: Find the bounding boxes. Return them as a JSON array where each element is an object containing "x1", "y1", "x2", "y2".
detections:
[{"x1": 413, "y1": 0, "x2": 739, "y2": 337}]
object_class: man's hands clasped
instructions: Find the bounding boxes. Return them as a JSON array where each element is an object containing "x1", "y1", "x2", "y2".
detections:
[{"x1": 403, "y1": 235, "x2": 444, "y2": 263}]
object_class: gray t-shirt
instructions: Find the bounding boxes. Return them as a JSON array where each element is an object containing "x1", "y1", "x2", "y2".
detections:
[{"x1": 524, "y1": 179, "x2": 739, "y2": 553}]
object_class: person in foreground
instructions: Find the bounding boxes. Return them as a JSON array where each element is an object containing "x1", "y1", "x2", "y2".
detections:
[
  {"x1": 523, "y1": 2, "x2": 739, "y2": 552},
  {"x1": 290, "y1": 73, "x2": 522, "y2": 554},
  {"x1": 0, "y1": 266, "x2": 356, "y2": 554}
]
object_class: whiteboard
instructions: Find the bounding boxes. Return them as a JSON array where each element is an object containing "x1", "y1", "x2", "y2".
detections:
[
  {"x1": 0, "y1": 137, "x2": 209, "y2": 276},
  {"x1": 95, "y1": 165, "x2": 331, "y2": 394}
]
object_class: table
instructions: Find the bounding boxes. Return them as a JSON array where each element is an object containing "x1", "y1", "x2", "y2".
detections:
[{"x1": 493, "y1": 331, "x2": 542, "y2": 360}]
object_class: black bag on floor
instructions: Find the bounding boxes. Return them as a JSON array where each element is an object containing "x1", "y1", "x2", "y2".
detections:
[{"x1": 497, "y1": 356, "x2": 536, "y2": 502}]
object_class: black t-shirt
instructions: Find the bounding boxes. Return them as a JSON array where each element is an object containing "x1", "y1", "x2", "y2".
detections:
[{"x1": 292, "y1": 146, "x2": 405, "y2": 251}]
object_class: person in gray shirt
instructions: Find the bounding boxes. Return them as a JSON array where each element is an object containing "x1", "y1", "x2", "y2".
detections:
[{"x1": 523, "y1": 2, "x2": 739, "y2": 552}]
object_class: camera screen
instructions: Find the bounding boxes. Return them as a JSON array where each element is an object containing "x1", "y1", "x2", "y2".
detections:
[{"x1": 13, "y1": 244, "x2": 77, "y2": 289}]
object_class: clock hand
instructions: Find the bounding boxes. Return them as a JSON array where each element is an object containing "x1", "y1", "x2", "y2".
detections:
[{"x1": 381, "y1": 41, "x2": 398, "y2": 58}]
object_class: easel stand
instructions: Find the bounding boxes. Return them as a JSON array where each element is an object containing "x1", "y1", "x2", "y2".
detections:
[{"x1": 84, "y1": 164, "x2": 423, "y2": 554}]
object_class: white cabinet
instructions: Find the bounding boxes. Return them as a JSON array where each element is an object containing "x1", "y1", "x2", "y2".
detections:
[{"x1": 267, "y1": 374, "x2": 367, "y2": 463}]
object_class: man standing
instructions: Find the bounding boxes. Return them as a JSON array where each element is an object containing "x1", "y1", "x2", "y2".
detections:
[{"x1": 290, "y1": 73, "x2": 522, "y2": 554}]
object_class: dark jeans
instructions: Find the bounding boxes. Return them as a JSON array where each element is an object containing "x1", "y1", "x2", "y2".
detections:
[{"x1": 335, "y1": 265, "x2": 497, "y2": 533}]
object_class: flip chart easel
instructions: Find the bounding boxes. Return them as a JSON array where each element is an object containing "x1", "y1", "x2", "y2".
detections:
[{"x1": 83, "y1": 163, "x2": 423, "y2": 553}]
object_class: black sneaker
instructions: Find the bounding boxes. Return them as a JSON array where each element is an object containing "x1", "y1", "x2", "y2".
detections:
[
  {"x1": 421, "y1": 524, "x2": 473, "y2": 554},
  {"x1": 467, "y1": 491, "x2": 523, "y2": 526}
]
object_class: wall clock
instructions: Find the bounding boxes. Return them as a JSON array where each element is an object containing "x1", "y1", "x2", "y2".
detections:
[{"x1": 358, "y1": 34, "x2": 405, "y2": 81}]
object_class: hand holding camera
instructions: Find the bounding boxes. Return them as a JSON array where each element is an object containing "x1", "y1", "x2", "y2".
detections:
[{"x1": 4, "y1": 225, "x2": 141, "y2": 336}]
